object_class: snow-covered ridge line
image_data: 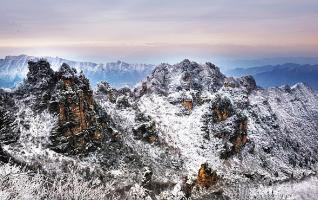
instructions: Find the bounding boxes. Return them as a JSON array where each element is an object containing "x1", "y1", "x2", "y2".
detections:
[
  {"x1": 0, "y1": 54, "x2": 155, "y2": 78},
  {"x1": 0, "y1": 54, "x2": 156, "y2": 88}
]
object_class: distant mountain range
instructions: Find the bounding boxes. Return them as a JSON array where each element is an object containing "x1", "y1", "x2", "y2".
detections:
[
  {"x1": 2, "y1": 55, "x2": 318, "y2": 90},
  {"x1": 220, "y1": 57, "x2": 318, "y2": 68},
  {"x1": 0, "y1": 55, "x2": 155, "y2": 88},
  {"x1": 226, "y1": 63, "x2": 318, "y2": 90}
]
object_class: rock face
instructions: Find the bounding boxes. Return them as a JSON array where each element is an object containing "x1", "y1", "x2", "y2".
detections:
[
  {"x1": 96, "y1": 81, "x2": 119, "y2": 103},
  {"x1": 49, "y1": 63, "x2": 105, "y2": 154},
  {"x1": 196, "y1": 163, "x2": 218, "y2": 188},
  {"x1": 132, "y1": 113, "x2": 159, "y2": 144},
  {"x1": 2, "y1": 60, "x2": 109, "y2": 155},
  {"x1": 210, "y1": 95, "x2": 234, "y2": 122},
  {"x1": 133, "y1": 60, "x2": 254, "y2": 161},
  {"x1": 203, "y1": 95, "x2": 249, "y2": 159},
  {"x1": 95, "y1": 81, "x2": 134, "y2": 108},
  {"x1": 0, "y1": 90, "x2": 17, "y2": 145}
]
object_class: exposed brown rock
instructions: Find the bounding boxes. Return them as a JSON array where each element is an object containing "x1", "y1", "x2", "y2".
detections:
[
  {"x1": 182, "y1": 100, "x2": 193, "y2": 111},
  {"x1": 147, "y1": 135, "x2": 158, "y2": 143},
  {"x1": 231, "y1": 118, "x2": 248, "y2": 153},
  {"x1": 233, "y1": 134, "x2": 248, "y2": 153},
  {"x1": 207, "y1": 95, "x2": 249, "y2": 159},
  {"x1": 220, "y1": 116, "x2": 248, "y2": 159},
  {"x1": 196, "y1": 163, "x2": 218, "y2": 188},
  {"x1": 50, "y1": 64, "x2": 105, "y2": 154},
  {"x1": 213, "y1": 108, "x2": 230, "y2": 122},
  {"x1": 210, "y1": 95, "x2": 234, "y2": 122},
  {"x1": 138, "y1": 82, "x2": 148, "y2": 97}
]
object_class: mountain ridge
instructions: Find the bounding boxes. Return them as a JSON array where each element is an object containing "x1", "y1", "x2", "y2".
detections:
[
  {"x1": 226, "y1": 63, "x2": 318, "y2": 90},
  {"x1": 0, "y1": 54, "x2": 155, "y2": 88},
  {"x1": 1, "y1": 59, "x2": 318, "y2": 199}
]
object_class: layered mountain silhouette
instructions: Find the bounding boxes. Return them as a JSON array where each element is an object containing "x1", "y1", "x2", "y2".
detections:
[{"x1": 226, "y1": 63, "x2": 318, "y2": 89}]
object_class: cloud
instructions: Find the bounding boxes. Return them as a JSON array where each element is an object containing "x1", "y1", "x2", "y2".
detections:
[{"x1": 0, "y1": 0, "x2": 317, "y2": 62}]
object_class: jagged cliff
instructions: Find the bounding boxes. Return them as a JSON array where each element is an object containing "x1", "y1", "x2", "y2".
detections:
[
  {"x1": 98, "y1": 59, "x2": 318, "y2": 198},
  {"x1": 1, "y1": 59, "x2": 318, "y2": 199},
  {"x1": 0, "y1": 60, "x2": 138, "y2": 168},
  {"x1": 11, "y1": 60, "x2": 107, "y2": 154},
  {"x1": 49, "y1": 63, "x2": 104, "y2": 154}
]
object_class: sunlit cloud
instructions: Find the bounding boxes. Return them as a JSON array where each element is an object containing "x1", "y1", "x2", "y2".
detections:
[{"x1": 0, "y1": 0, "x2": 317, "y2": 63}]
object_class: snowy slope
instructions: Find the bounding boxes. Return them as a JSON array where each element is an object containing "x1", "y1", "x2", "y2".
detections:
[
  {"x1": 97, "y1": 59, "x2": 318, "y2": 198},
  {"x1": 1, "y1": 59, "x2": 318, "y2": 199}
]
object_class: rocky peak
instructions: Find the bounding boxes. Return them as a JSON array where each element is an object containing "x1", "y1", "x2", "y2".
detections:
[
  {"x1": 6, "y1": 60, "x2": 108, "y2": 155},
  {"x1": 134, "y1": 60, "x2": 226, "y2": 98},
  {"x1": 27, "y1": 59, "x2": 55, "y2": 80},
  {"x1": 14, "y1": 59, "x2": 58, "y2": 111},
  {"x1": 179, "y1": 58, "x2": 191, "y2": 66},
  {"x1": 239, "y1": 75, "x2": 257, "y2": 92},
  {"x1": 223, "y1": 75, "x2": 257, "y2": 93},
  {"x1": 173, "y1": 60, "x2": 226, "y2": 92},
  {"x1": 24, "y1": 59, "x2": 56, "y2": 90},
  {"x1": 134, "y1": 60, "x2": 256, "y2": 113},
  {"x1": 57, "y1": 63, "x2": 77, "y2": 79},
  {"x1": 48, "y1": 63, "x2": 106, "y2": 154},
  {"x1": 95, "y1": 81, "x2": 134, "y2": 109}
]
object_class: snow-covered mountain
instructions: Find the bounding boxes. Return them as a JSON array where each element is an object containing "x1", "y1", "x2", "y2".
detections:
[
  {"x1": 1, "y1": 59, "x2": 318, "y2": 199},
  {"x1": 0, "y1": 55, "x2": 155, "y2": 88}
]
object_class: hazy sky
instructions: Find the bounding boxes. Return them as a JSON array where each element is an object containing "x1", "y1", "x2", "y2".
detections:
[{"x1": 0, "y1": 0, "x2": 317, "y2": 64}]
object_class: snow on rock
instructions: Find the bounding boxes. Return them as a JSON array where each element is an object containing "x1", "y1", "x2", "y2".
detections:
[
  {"x1": 137, "y1": 94, "x2": 222, "y2": 174},
  {"x1": 2, "y1": 100, "x2": 72, "y2": 173},
  {"x1": 108, "y1": 60, "x2": 318, "y2": 197},
  {"x1": 1, "y1": 58, "x2": 318, "y2": 199}
]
